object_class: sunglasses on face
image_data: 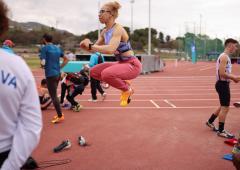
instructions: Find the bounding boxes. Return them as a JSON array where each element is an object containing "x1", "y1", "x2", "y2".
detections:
[{"x1": 99, "y1": 9, "x2": 111, "y2": 14}]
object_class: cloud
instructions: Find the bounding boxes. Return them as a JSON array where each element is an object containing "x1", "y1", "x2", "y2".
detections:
[{"x1": 4, "y1": 0, "x2": 240, "y2": 40}]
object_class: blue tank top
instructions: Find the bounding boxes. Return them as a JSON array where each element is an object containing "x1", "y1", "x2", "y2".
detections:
[{"x1": 104, "y1": 27, "x2": 132, "y2": 54}]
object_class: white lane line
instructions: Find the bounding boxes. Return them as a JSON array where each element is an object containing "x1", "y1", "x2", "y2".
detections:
[
  {"x1": 34, "y1": 75, "x2": 216, "y2": 79},
  {"x1": 103, "y1": 89, "x2": 240, "y2": 92},
  {"x1": 78, "y1": 93, "x2": 240, "y2": 95},
  {"x1": 187, "y1": 66, "x2": 212, "y2": 71},
  {"x1": 80, "y1": 106, "x2": 236, "y2": 109},
  {"x1": 137, "y1": 76, "x2": 215, "y2": 79},
  {"x1": 200, "y1": 66, "x2": 215, "y2": 71},
  {"x1": 164, "y1": 99, "x2": 176, "y2": 108},
  {"x1": 81, "y1": 107, "x2": 156, "y2": 109},
  {"x1": 150, "y1": 100, "x2": 160, "y2": 108},
  {"x1": 77, "y1": 98, "x2": 240, "y2": 102}
]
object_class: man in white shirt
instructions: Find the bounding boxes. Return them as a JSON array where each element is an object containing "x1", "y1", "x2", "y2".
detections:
[
  {"x1": 66, "y1": 51, "x2": 76, "y2": 61},
  {"x1": 0, "y1": 1, "x2": 42, "y2": 169},
  {"x1": 206, "y1": 38, "x2": 239, "y2": 139}
]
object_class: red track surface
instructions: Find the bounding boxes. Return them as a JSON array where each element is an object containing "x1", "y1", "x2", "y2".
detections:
[{"x1": 32, "y1": 61, "x2": 240, "y2": 170}]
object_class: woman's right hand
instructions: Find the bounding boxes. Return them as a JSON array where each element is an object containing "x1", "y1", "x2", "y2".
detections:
[{"x1": 80, "y1": 38, "x2": 91, "y2": 50}]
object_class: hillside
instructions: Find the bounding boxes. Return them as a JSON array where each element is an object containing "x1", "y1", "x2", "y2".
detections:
[{"x1": 9, "y1": 20, "x2": 73, "y2": 35}]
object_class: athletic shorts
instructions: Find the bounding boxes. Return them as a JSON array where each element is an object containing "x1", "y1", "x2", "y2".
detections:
[
  {"x1": 39, "y1": 96, "x2": 52, "y2": 110},
  {"x1": 39, "y1": 96, "x2": 51, "y2": 104},
  {"x1": 215, "y1": 80, "x2": 230, "y2": 106}
]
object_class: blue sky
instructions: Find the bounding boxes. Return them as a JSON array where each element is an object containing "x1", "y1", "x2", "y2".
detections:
[{"x1": 4, "y1": 0, "x2": 240, "y2": 40}]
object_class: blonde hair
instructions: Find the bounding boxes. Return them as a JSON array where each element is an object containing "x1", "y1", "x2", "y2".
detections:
[{"x1": 105, "y1": 1, "x2": 121, "y2": 18}]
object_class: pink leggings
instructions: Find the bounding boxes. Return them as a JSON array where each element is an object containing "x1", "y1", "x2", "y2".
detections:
[{"x1": 90, "y1": 58, "x2": 142, "y2": 91}]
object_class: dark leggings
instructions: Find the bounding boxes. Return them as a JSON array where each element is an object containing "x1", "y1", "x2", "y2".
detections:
[
  {"x1": 60, "y1": 83, "x2": 70, "y2": 104},
  {"x1": 0, "y1": 151, "x2": 35, "y2": 169},
  {"x1": 90, "y1": 77, "x2": 104, "y2": 100},
  {"x1": 0, "y1": 150, "x2": 9, "y2": 168},
  {"x1": 66, "y1": 84, "x2": 85, "y2": 106},
  {"x1": 46, "y1": 76, "x2": 62, "y2": 117}
]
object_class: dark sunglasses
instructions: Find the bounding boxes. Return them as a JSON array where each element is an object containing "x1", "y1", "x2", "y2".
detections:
[{"x1": 99, "y1": 9, "x2": 111, "y2": 14}]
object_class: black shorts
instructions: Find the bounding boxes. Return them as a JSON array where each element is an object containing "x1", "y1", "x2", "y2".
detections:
[
  {"x1": 0, "y1": 150, "x2": 9, "y2": 167},
  {"x1": 215, "y1": 80, "x2": 230, "y2": 106},
  {"x1": 39, "y1": 96, "x2": 52, "y2": 110}
]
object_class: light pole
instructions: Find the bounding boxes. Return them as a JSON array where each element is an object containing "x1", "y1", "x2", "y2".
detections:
[
  {"x1": 98, "y1": 0, "x2": 101, "y2": 38},
  {"x1": 148, "y1": 0, "x2": 151, "y2": 55},
  {"x1": 199, "y1": 14, "x2": 202, "y2": 35},
  {"x1": 130, "y1": 0, "x2": 135, "y2": 34}
]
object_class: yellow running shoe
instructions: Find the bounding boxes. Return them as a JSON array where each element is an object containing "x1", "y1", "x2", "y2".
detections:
[
  {"x1": 120, "y1": 88, "x2": 133, "y2": 107},
  {"x1": 51, "y1": 114, "x2": 64, "y2": 124},
  {"x1": 120, "y1": 80, "x2": 131, "y2": 101},
  {"x1": 53, "y1": 114, "x2": 64, "y2": 119}
]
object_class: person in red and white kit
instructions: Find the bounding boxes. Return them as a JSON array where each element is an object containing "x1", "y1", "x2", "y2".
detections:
[{"x1": 0, "y1": 1, "x2": 42, "y2": 169}]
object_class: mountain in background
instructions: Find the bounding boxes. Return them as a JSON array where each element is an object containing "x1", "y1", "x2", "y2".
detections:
[
  {"x1": 1, "y1": 20, "x2": 79, "y2": 49},
  {"x1": 9, "y1": 20, "x2": 74, "y2": 35}
]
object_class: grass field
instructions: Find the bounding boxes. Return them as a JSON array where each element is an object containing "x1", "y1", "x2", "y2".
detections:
[
  {"x1": 22, "y1": 52, "x2": 185, "y2": 70},
  {"x1": 23, "y1": 57, "x2": 40, "y2": 69}
]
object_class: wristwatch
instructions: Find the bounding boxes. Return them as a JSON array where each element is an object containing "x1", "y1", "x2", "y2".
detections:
[{"x1": 88, "y1": 43, "x2": 94, "y2": 50}]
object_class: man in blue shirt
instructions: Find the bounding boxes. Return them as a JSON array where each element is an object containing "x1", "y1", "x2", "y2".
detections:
[
  {"x1": 2, "y1": 39, "x2": 14, "y2": 54},
  {"x1": 40, "y1": 34, "x2": 69, "y2": 123},
  {"x1": 89, "y1": 52, "x2": 106, "y2": 102}
]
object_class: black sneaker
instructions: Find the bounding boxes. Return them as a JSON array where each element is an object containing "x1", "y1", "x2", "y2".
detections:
[
  {"x1": 206, "y1": 121, "x2": 218, "y2": 131},
  {"x1": 78, "y1": 136, "x2": 86, "y2": 146},
  {"x1": 72, "y1": 103, "x2": 82, "y2": 112},
  {"x1": 53, "y1": 140, "x2": 71, "y2": 153},
  {"x1": 233, "y1": 102, "x2": 240, "y2": 108},
  {"x1": 217, "y1": 130, "x2": 235, "y2": 139}
]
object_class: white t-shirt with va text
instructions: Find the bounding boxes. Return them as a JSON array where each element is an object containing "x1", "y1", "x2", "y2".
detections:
[{"x1": 0, "y1": 49, "x2": 42, "y2": 170}]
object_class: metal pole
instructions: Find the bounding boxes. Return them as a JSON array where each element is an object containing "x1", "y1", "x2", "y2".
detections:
[
  {"x1": 130, "y1": 0, "x2": 134, "y2": 34},
  {"x1": 199, "y1": 14, "x2": 202, "y2": 35},
  {"x1": 98, "y1": 0, "x2": 101, "y2": 38},
  {"x1": 148, "y1": 0, "x2": 151, "y2": 55},
  {"x1": 215, "y1": 35, "x2": 217, "y2": 52}
]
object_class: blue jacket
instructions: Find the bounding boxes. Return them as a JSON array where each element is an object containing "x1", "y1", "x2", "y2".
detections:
[{"x1": 89, "y1": 52, "x2": 105, "y2": 68}]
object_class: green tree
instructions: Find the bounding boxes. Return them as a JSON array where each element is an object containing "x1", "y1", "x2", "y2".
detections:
[
  {"x1": 159, "y1": 32, "x2": 164, "y2": 43},
  {"x1": 165, "y1": 35, "x2": 171, "y2": 42}
]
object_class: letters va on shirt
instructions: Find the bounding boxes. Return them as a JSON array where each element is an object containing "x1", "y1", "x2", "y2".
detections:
[{"x1": 1, "y1": 70, "x2": 17, "y2": 89}]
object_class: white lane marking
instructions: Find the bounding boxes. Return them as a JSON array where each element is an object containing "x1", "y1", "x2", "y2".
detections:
[
  {"x1": 187, "y1": 66, "x2": 213, "y2": 71},
  {"x1": 77, "y1": 93, "x2": 240, "y2": 95},
  {"x1": 90, "y1": 88, "x2": 240, "y2": 92},
  {"x1": 77, "y1": 98, "x2": 240, "y2": 102},
  {"x1": 80, "y1": 106, "x2": 236, "y2": 109},
  {"x1": 34, "y1": 75, "x2": 216, "y2": 79},
  {"x1": 150, "y1": 100, "x2": 160, "y2": 108},
  {"x1": 200, "y1": 66, "x2": 215, "y2": 71},
  {"x1": 163, "y1": 99, "x2": 176, "y2": 108}
]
